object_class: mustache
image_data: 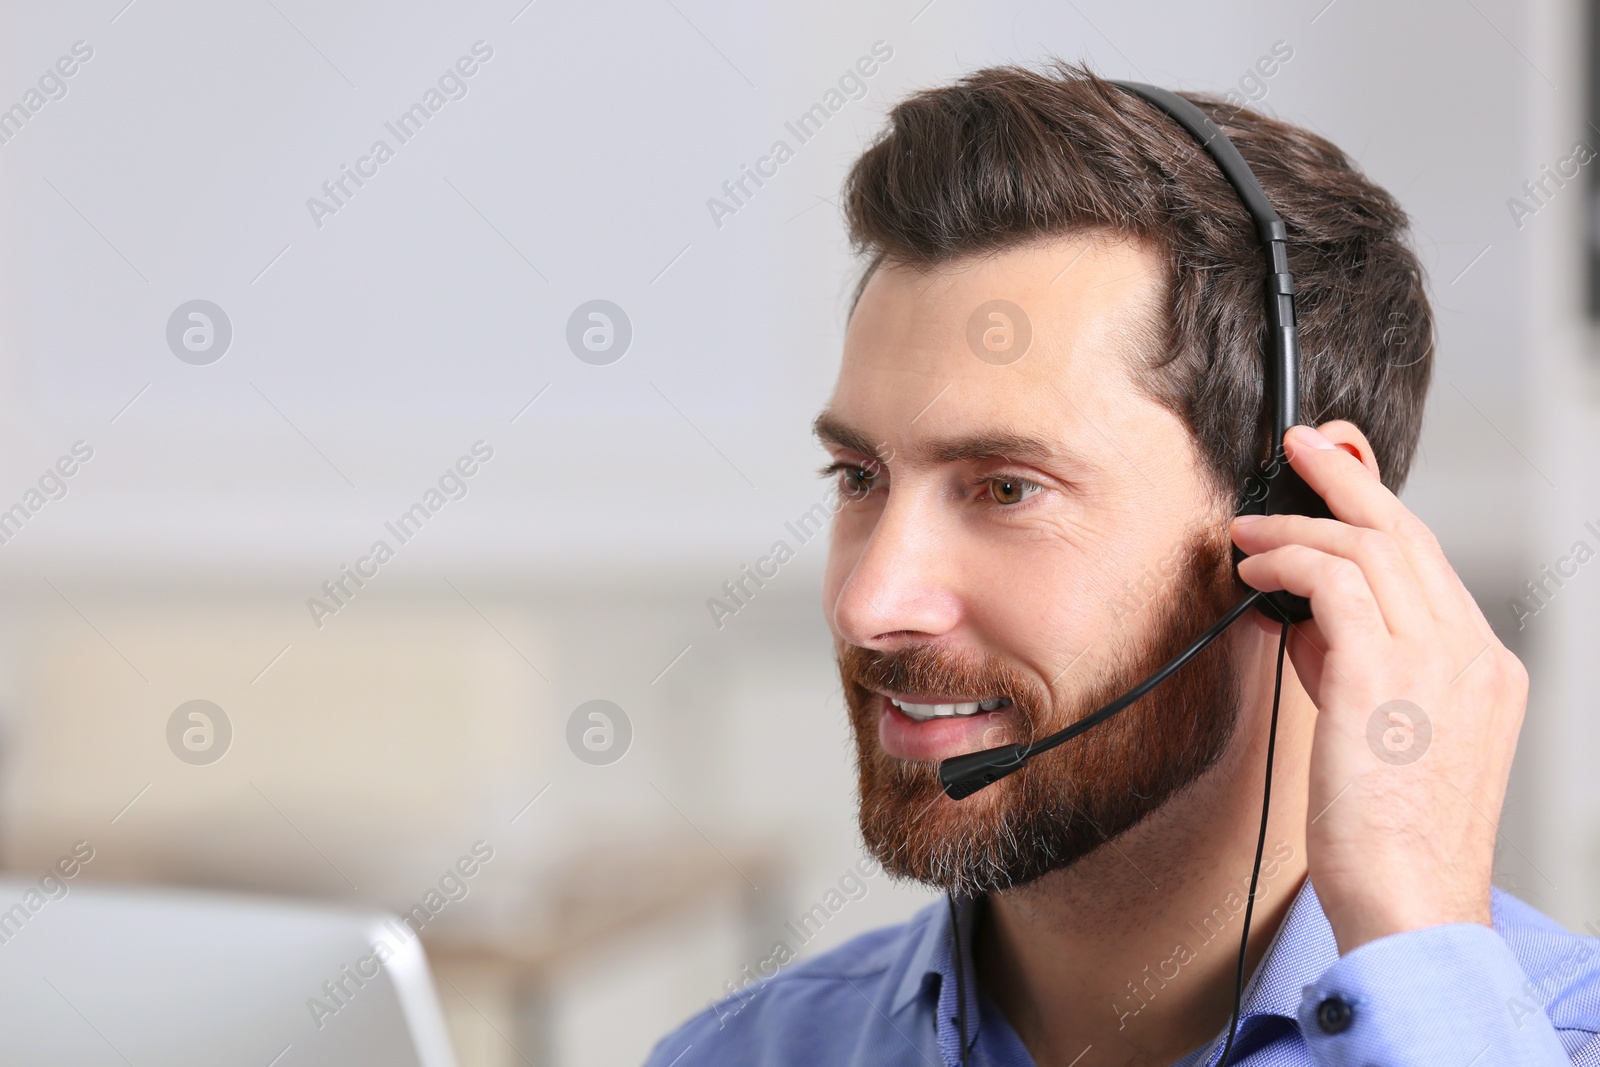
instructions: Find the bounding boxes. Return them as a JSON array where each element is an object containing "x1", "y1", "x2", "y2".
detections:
[{"x1": 838, "y1": 642, "x2": 1050, "y2": 735}]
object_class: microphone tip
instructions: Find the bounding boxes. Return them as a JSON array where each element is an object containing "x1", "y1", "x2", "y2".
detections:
[{"x1": 938, "y1": 744, "x2": 1029, "y2": 801}]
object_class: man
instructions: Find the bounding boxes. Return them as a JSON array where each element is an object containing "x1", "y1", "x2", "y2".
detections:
[{"x1": 645, "y1": 63, "x2": 1600, "y2": 1066}]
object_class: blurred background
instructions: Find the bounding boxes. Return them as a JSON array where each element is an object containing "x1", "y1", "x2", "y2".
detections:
[{"x1": 0, "y1": 0, "x2": 1596, "y2": 1063}]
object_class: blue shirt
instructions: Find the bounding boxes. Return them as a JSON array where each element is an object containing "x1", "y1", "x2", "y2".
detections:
[{"x1": 643, "y1": 878, "x2": 1600, "y2": 1065}]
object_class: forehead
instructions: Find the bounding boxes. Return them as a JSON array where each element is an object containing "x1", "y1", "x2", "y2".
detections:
[{"x1": 825, "y1": 234, "x2": 1173, "y2": 464}]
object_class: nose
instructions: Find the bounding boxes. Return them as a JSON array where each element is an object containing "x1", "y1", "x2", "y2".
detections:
[{"x1": 830, "y1": 487, "x2": 964, "y2": 650}]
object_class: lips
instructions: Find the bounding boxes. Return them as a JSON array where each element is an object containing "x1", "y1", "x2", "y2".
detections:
[{"x1": 876, "y1": 692, "x2": 1022, "y2": 763}]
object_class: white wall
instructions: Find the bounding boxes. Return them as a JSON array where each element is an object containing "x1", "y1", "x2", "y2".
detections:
[{"x1": 1525, "y1": 0, "x2": 1600, "y2": 929}]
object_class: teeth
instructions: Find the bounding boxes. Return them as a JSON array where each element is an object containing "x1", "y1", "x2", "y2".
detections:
[{"x1": 890, "y1": 696, "x2": 1012, "y2": 722}]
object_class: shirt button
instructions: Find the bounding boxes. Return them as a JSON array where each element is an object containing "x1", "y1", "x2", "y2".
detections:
[{"x1": 1315, "y1": 995, "x2": 1355, "y2": 1034}]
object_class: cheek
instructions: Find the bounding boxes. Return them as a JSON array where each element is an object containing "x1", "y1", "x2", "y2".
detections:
[
  {"x1": 821, "y1": 531, "x2": 853, "y2": 626},
  {"x1": 970, "y1": 544, "x2": 1089, "y2": 632},
  {"x1": 822, "y1": 506, "x2": 877, "y2": 586},
  {"x1": 961, "y1": 530, "x2": 1142, "y2": 666}
]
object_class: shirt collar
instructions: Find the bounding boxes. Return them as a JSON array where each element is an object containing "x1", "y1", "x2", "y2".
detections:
[
  {"x1": 890, "y1": 892, "x2": 963, "y2": 1016},
  {"x1": 1233, "y1": 876, "x2": 1339, "y2": 1021},
  {"x1": 890, "y1": 876, "x2": 1340, "y2": 1058},
  {"x1": 1177, "y1": 875, "x2": 1339, "y2": 1066}
]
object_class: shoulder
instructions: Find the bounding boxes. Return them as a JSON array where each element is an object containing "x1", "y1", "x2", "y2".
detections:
[
  {"x1": 1491, "y1": 887, "x2": 1600, "y2": 1041},
  {"x1": 640, "y1": 901, "x2": 945, "y2": 1067}
]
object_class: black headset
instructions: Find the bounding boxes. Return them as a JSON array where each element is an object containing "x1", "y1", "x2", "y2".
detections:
[{"x1": 938, "y1": 80, "x2": 1332, "y2": 1067}]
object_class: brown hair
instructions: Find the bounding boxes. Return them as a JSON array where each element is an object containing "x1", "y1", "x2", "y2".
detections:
[{"x1": 842, "y1": 61, "x2": 1433, "y2": 500}]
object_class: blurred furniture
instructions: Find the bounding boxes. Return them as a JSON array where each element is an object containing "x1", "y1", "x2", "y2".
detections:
[{"x1": 430, "y1": 841, "x2": 785, "y2": 1067}]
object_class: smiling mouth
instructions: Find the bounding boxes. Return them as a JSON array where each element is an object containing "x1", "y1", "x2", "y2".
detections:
[{"x1": 888, "y1": 696, "x2": 1013, "y2": 722}]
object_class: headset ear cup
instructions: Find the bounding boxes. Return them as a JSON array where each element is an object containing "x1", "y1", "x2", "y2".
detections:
[
  {"x1": 1263, "y1": 588, "x2": 1313, "y2": 624},
  {"x1": 1230, "y1": 543, "x2": 1313, "y2": 623},
  {"x1": 1234, "y1": 445, "x2": 1331, "y2": 624}
]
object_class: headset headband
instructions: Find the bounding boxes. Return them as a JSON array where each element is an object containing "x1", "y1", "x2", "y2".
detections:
[{"x1": 1108, "y1": 80, "x2": 1301, "y2": 443}]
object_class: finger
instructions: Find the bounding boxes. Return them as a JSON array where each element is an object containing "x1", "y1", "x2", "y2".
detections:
[
  {"x1": 1281, "y1": 424, "x2": 1405, "y2": 532},
  {"x1": 1235, "y1": 542, "x2": 1391, "y2": 651},
  {"x1": 1259, "y1": 611, "x2": 1329, "y2": 695},
  {"x1": 1283, "y1": 424, "x2": 1481, "y2": 626},
  {"x1": 1287, "y1": 627, "x2": 1328, "y2": 696},
  {"x1": 1231, "y1": 514, "x2": 1433, "y2": 639}
]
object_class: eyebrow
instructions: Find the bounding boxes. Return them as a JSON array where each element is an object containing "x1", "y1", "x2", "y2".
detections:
[
  {"x1": 812, "y1": 411, "x2": 1097, "y2": 472},
  {"x1": 812, "y1": 412, "x2": 892, "y2": 463}
]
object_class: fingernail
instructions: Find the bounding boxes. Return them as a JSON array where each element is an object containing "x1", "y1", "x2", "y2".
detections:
[
  {"x1": 1232, "y1": 514, "x2": 1266, "y2": 525},
  {"x1": 1294, "y1": 424, "x2": 1338, "y2": 450}
]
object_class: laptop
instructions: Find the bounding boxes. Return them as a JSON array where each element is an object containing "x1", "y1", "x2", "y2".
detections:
[{"x1": 0, "y1": 876, "x2": 458, "y2": 1066}]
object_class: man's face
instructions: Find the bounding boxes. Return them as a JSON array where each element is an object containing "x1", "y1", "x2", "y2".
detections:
[{"x1": 817, "y1": 234, "x2": 1245, "y2": 896}]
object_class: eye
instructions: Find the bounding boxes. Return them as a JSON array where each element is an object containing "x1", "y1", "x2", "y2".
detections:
[
  {"x1": 819, "y1": 461, "x2": 879, "y2": 496},
  {"x1": 987, "y1": 475, "x2": 1042, "y2": 506}
]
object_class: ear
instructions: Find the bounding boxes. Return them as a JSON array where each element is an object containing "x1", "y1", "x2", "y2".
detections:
[{"x1": 1313, "y1": 419, "x2": 1381, "y2": 480}]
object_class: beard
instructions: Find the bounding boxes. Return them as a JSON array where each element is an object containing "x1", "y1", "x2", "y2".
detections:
[{"x1": 839, "y1": 523, "x2": 1245, "y2": 898}]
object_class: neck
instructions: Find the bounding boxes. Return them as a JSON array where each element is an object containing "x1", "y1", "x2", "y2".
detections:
[{"x1": 972, "y1": 624, "x2": 1313, "y2": 1067}]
